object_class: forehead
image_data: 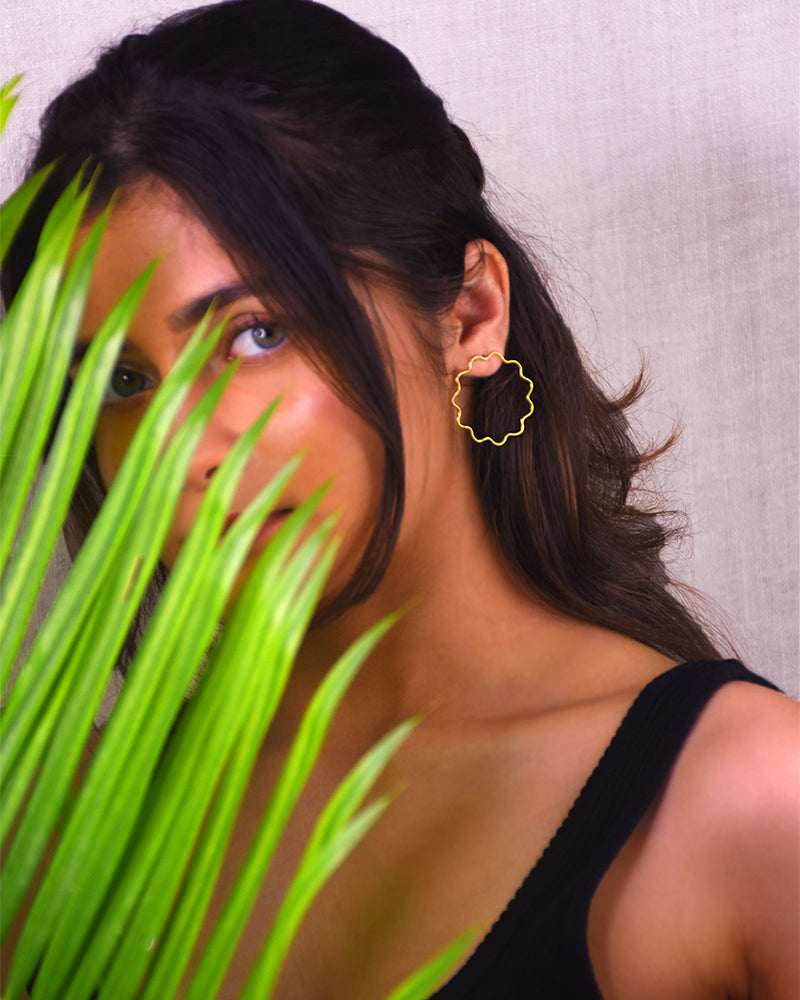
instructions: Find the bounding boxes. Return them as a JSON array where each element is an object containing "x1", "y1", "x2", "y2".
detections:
[
  {"x1": 77, "y1": 177, "x2": 438, "y2": 381},
  {"x1": 79, "y1": 178, "x2": 245, "y2": 336}
]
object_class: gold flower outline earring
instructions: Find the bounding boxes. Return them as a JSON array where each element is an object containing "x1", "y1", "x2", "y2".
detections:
[{"x1": 451, "y1": 351, "x2": 534, "y2": 446}]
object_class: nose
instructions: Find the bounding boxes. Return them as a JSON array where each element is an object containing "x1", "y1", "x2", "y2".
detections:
[{"x1": 171, "y1": 375, "x2": 238, "y2": 493}]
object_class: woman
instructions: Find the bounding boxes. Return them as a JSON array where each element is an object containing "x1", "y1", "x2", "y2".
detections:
[{"x1": 3, "y1": 1, "x2": 797, "y2": 997}]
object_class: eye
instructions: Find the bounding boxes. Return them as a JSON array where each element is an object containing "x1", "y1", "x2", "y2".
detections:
[
  {"x1": 228, "y1": 323, "x2": 287, "y2": 359},
  {"x1": 102, "y1": 367, "x2": 155, "y2": 406}
]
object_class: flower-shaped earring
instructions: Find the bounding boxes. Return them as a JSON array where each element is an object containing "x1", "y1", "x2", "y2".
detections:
[{"x1": 451, "y1": 351, "x2": 534, "y2": 446}]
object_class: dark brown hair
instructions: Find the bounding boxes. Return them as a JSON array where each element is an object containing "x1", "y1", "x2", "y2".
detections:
[{"x1": 2, "y1": 0, "x2": 721, "y2": 660}]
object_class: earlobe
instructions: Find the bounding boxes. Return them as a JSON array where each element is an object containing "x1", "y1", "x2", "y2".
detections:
[{"x1": 445, "y1": 240, "x2": 510, "y2": 378}]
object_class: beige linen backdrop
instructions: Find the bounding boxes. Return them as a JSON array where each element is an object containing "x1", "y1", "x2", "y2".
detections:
[{"x1": 2, "y1": 0, "x2": 797, "y2": 694}]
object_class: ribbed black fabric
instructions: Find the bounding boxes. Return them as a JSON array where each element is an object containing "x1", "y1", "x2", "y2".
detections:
[{"x1": 429, "y1": 659, "x2": 777, "y2": 999}]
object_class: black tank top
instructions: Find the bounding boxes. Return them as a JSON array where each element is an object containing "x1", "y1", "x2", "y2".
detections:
[{"x1": 429, "y1": 659, "x2": 777, "y2": 999}]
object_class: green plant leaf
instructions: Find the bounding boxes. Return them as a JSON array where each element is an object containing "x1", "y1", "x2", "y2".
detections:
[
  {"x1": 0, "y1": 208, "x2": 139, "y2": 678},
  {"x1": 1, "y1": 361, "x2": 241, "y2": 968},
  {"x1": 233, "y1": 718, "x2": 416, "y2": 1000},
  {"x1": 95, "y1": 522, "x2": 337, "y2": 1000},
  {"x1": 1, "y1": 96, "x2": 472, "y2": 1000},
  {"x1": 0, "y1": 172, "x2": 94, "y2": 567},
  {"x1": 0, "y1": 162, "x2": 55, "y2": 261},
  {"x1": 0, "y1": 75, "x2": 22, "y2": 133},
  {"x1": 382, "y1": 930, "x2": 479, "y2": 1000},
  {"x1": 0, "y1": 309, "x2": 223, "y2": 760}
]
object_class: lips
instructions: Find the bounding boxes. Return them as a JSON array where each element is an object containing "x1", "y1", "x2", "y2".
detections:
[{"x1": 223, "y1": 508, "x2": 292, "y2": 537}]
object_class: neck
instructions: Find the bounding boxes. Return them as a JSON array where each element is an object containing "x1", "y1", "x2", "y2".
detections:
[{"x1": 272, "y1": 474, "x2": 596, "y2": 754}]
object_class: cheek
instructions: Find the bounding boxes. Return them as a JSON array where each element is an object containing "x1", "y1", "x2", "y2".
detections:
[
  {"x1": 269, "y1": 375, "x2": 381, "y2": 472},
  {"x1": 312, "y1": 391, "x2": 382, "y2": 486},
  {"x1": 273, "y1": 383, "x2": 385, "y2": 569},
  {"x1": 94, "y1": 415, "x2": 139, "y2": 490}
]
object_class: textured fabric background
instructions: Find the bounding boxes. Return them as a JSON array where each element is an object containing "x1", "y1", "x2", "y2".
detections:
[{"x1": 2, "y1": 0, "x2": 797, "y2": 693}]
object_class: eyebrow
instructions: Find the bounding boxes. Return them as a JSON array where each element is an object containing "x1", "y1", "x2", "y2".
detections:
[
  {"x1": 71, "y1": 337, "x2": 138, "y2": 367},
  {"x1": 168, "y1": 282, "x2": 252, "y2": 331},
  {"x1": 71, "y1": 282, "x2": 254, "y2": 365}
]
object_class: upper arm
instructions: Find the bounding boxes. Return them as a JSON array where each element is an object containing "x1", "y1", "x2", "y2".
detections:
[
  {"x1": 698, "y1": 684, "x2": 800, "y2": 999},
  {"x1": 589, "y1": 679, "x2": 799, "y2": 1000}
]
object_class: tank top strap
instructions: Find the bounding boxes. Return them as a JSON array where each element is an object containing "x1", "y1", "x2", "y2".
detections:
[
  {"x1": 431, "y1": 659, "x2": 778, "y2": 998},
  {"x1": 536, "y1": 658, "x2": 779, "y2": 901}
]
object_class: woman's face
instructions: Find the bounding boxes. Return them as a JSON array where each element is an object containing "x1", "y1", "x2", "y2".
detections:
[{"x1": 75, "y1": 178, "x2": 459, "y2": 606}]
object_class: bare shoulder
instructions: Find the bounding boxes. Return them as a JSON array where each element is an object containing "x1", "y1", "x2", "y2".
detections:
[
  {"x1": 589, "y1": 675, "x2": 799, "y2": 1000},
  {"x1": 677, "y1": 676, "x2": 797, "y2": 784},
  {"x1": 661, "y1": 678, "x2": 799, "y2": 998},
  {"x1": 677, "y1": 679, "x2": 799, "y2": 837}
]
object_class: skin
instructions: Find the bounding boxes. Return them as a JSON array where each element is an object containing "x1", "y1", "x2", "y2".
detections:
[{"x1": 71, "y1": 178, "x2": 799, "y2": 999}]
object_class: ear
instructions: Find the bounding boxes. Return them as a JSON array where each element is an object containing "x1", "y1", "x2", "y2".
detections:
[{"x1": 442, "y1": 240, "x2": 510, "y2": 379}]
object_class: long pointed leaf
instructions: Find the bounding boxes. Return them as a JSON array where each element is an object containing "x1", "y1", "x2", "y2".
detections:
[
  {"x1": 382, "y1": 931, "x2": 478, "y2": 1000},
  {"x1": 144, "y1": 560, "x2": 395, "y2": 1000},
  {"x1": 0, "y1": 310, "x2": 222, "y2": 755},
  {"x1": 97, "y1": 526, "x2": 336, "y2": 1000},
  {"x1": 0, "y1": 172, "x2": 91, "y2": 490},
  {"x1": 3, "y1": 364, "x2": 246, "y2": 993},
  {"x1": 0, "y1": 212, "x2": 138, "y2": 681},
  {"x1": 0, "y1": 163, "x2": 55, "y2": 261},
  {"x1": 0, "y1": 75, "x2": 22, "y2": 132},
  {"x1": 241, "y1": 718, "x2": 419, "y2": 999},
  {"x1": 61, "y1": 468, "x2": 318, "y2": 1000},
  {"x1": 191, "y1": 718, "x2": 415, "y2": 1000},
  {"x1": 0, "y1": 114, "x2": 468, "y2": 1000}
]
